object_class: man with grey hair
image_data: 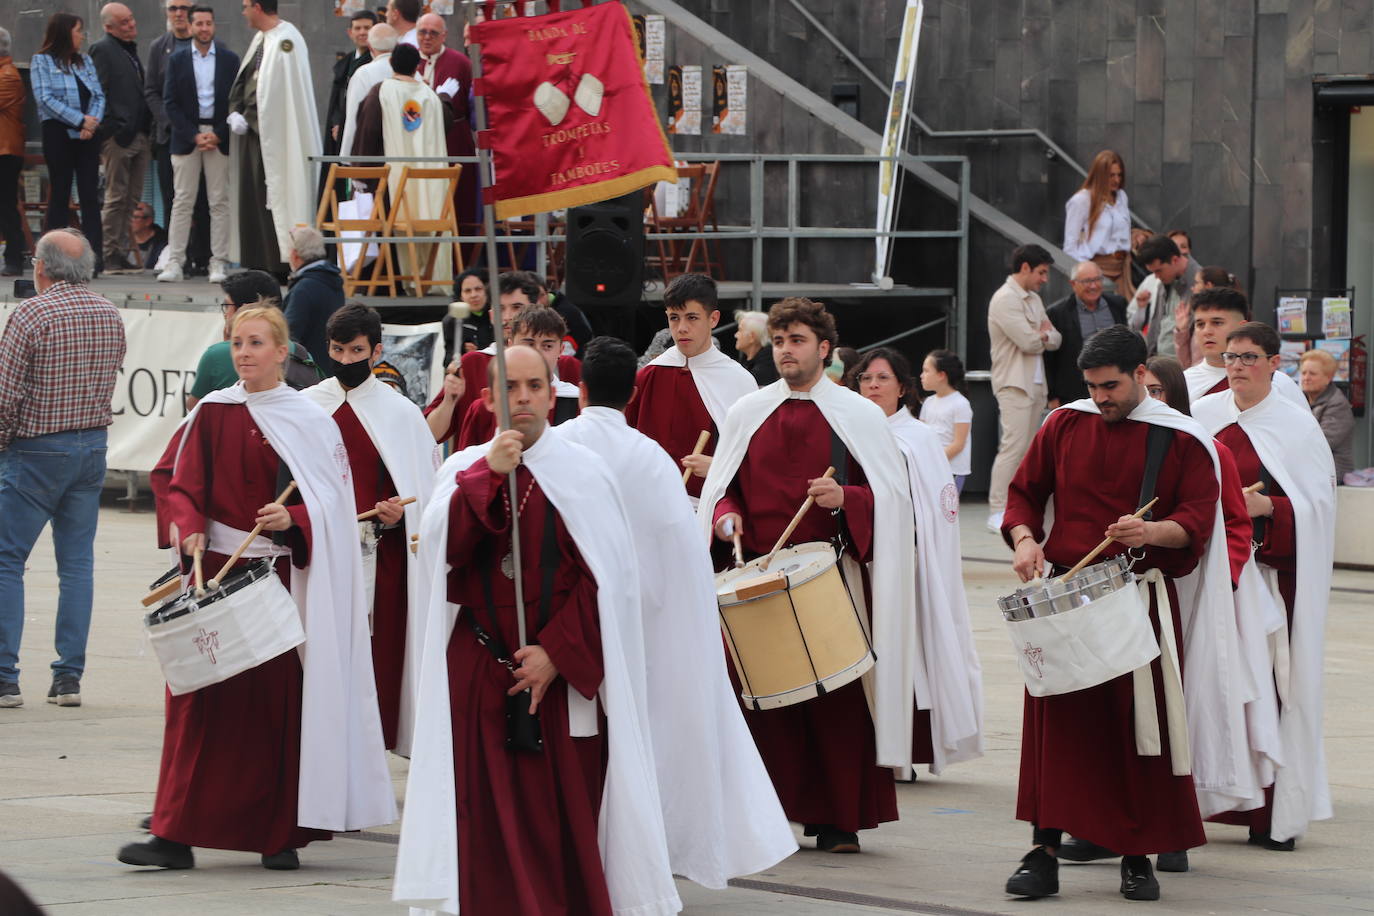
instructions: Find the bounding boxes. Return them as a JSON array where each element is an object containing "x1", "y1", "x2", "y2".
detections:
[
  {"x1": 339, "y1": 22, "x2": 397, "y2": 157},
  {"x1": 0, "y1": 230, "x2": 126, "y2": 710},
  {"x1": 0, "y1": 26, "x2": 23, "y2": 277},
  {"x1": 1044, "y1": 260, "x2": 1127, "y2": 405},
  {"x1": 89, "y1": 3, "x2": 153, "y2": 272},
  {"x1": 283, "y1": 226, "x2": 345, "y2": 375}
]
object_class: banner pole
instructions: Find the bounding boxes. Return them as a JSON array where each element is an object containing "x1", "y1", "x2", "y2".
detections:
[{"x1": 468, "y1": 2, "x2": 527, "y2": 650}]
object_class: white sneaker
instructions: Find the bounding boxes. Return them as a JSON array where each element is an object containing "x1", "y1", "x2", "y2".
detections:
[
  {"x1": 207, "y1": 261, "x2": 228, "y2": 284},
  {"x1": 986, "y1": 511, "x2": 1004, "y2": 534},
  {"x1": 157, "y1": 263, "x2": 183, "y2": 282}
]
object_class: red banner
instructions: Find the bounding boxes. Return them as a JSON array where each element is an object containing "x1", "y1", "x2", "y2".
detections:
[{"x1": 472, "y1": 1, "x2": 677, "y2": 219}]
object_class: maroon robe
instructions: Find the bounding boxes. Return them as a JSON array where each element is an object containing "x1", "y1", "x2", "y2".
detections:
[
  {"x1": 446, "y1": 459, "x2": 611, "y2": 915},
  {"x1": 331, "y1": 402, "x2": 407, "y2": 750},
  {"x1": 424, "y1": 351, "x2": 582, "y2": 443},
  {"x1": 1003, "y1": 408, "x2": 1219, "y2": 854},
  {"x1": 711, "y1": 398, "x2": 895, "y2": 834},
  {"x1": 624, "y1": 363, "x2": 716, "y2": 499},
  {"x1": 152, "y1": 402, "x2": 331, "y2": 854},
  {"x1": 1209, "y1": 423, "x2": 1297, "y2": 834}
]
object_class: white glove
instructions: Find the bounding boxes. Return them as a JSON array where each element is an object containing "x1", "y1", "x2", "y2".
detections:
[
  {"x1": 436, "y1": 77, "x2": 459, "y2": 99},
  {"x1": 227, "y1": 111, "x2": 248, "y2": 135}
]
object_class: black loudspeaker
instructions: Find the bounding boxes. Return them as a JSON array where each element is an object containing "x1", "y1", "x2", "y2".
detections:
[{"x1": 563, "y1": 192, "x2": 645, "y2": 307}]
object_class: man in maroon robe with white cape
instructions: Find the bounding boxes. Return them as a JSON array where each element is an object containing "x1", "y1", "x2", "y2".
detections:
[
  {"x1": 302, "y1": 303, "x2": 440, "y2": 752},
  {"x1": 625, "y1": 273, "x2": 757, "y2": 501},
  {"x1": 1002, "y1": 325, "x2": 1236, "y2": 902},
  {"x1": 697, "y1": 298, "x2": 917, "y2": 854},
  {"x1": 393, "y1": 346, "x2": 679, "y2": 916},
  {"x1": 1192, "y1": 322, "x2": 1336, "y2": 850}
]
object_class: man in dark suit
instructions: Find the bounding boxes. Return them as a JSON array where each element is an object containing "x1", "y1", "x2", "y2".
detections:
[
  {"x1": 157, "y1": 6, "x2": 239, "y2": 285},
  {"x1": 320, "y1": 10, "x2": 374, "y2": 205},
  {"x1": 89, "y1": 3, "x2": 153, "y2": 271},
  {"x1": 1044, "y1": 260, "x2": 1128, "y2": 405}
]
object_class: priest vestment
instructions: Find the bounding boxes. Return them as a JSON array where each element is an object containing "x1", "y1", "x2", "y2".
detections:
[
  {"x1": 302, "y1": 374, "x2": 440, "y2": 753},
  {"x1": 698, "y1": 377, "x2": 918, "y2": 833},
  {"x1": 558, "y1": 408, "x2": 796, "y2": 886},
  {"x1": 1192, "y1": 387, "x2": 1336, "y2": 841},
  {"x1": 625, "y1": 345, "x2": 757, "y2": 500},
  {"x1": 885, "y1": 410, "x2": 983, "y2": 774},
  {"x1": 393, "y1": 433, "x2": 679, "y2": 916},
  {"x1": 1003, "y1": 397, "x2": 1229, "y2": 853},
  {"x1": 1183, "y1": 360, "x2": 1307, "y2": 409},
  {"x1": 227, "y1": 21, "x2": 321, "y2": 273},
  {"x1": 423, "y1": 347, "x2": 581, "y2": 443}
]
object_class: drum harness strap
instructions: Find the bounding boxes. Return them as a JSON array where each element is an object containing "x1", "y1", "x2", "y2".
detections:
[
  {"x1": 828, "y1": 428, "x2": 877, "y2": 667},
  {"x1": 1130, "y1": 424, "x2": 1191, "y2": 775}
]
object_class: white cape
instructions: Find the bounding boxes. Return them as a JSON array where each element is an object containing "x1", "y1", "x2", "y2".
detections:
[
  {"x1": 228, "y1": 21, "x2": 322, "y2": 264},
  {"x1": 696, "y1": 375, "x2": 919, "y2": 771},
  {"x1": 181, "y1": 383, "x2": 396, "y2": 831},
  {"x1": 379, "y1": 78, "x2": 453, "y2": 290},
  {"x1": 1183, "y1": 360, "x2": 1307, "y2": 410},
  {"x1": 648, "y1": 344, "x2": 760, "y2": 428},
  {"x1": 1058, "y1": 396, "x2": 1257, "y2": 816},
  {"x1": 1192, "y1": 387, "x2": 1337, "y2": 840},
  {"x1": 393, "y1": 432, "x2": 680, "y2": 916},
  {"x1": 339, "y1": 52, "x2": 392, "y2": 158},
  {"x1": 558, "y1": 408, "x2": 796, "y2": 886},
  {"x1": 301, "y1": 374, "x2": 442, "y2": 755},
  {"x1": 886, "y1": 410, "x2": 984, "y2": 773}
]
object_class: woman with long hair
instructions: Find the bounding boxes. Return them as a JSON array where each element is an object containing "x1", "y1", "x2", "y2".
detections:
[
  {"x1": 1064, "y1": 150, "x2": 1134, "y2": 298},
  {"x1": 31, "y1": 13, "x2": 105, "y2": 272}
]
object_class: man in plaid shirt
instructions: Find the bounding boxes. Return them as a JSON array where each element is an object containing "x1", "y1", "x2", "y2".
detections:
[{"x1": 0, "y1": 229, "x2": 126, "y2": 709}]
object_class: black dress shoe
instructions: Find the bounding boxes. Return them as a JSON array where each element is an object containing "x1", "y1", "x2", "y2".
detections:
[
  {"x1": 261, "y1": 848, "x2": 299, "y2": 870},
  {"x1": 1120, "y1": 855, "x2": 1160, "y2": 901},
  {"x1": 138, "y1": 814, "x2": 152, "y2": 831},
  {"x1": 1247, "y1": 829, "x2": 1295, "y2": 851},
  {"x1": 118, "y1": 836, "x2": 195, "y2": 869},
  {"x1": 1006, "y1": 847, "x2": 1059, "y2": 898},
  {"x1": 1057, "y1": 836, "x2": 1121, "y2": 862},
  {"x1": 1156, "y1": 850, "x2": 1189, "y2": 872},
  {"x1": 814, "y1": 827, "x2": 860, "y2": 853}
]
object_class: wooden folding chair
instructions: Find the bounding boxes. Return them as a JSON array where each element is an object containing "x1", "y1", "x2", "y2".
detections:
[
  {"x1": 386, "y1": 165, "x2": 464, "y2": 295},
  {"x1": 315, "y1": 164, "x2": 395, "y2": 297},
  {"x1": 648, "y1": 162, "x2": 723, "y2": 280}
]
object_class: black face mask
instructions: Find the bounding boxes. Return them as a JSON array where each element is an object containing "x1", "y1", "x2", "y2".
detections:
[{"x1": 329, "y1": 356, "x2": 373, "y2": 389}]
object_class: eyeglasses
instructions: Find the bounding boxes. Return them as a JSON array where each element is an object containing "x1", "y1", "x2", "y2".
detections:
[
  {"x1": 858, "y1": 372, "x2": 895, "y2": 385},
  {"x1": 416, "y1": 28, "x2": 443, "y2": 37},
  {"x1": 167, "y1": 5, "x2": 192, "y2": 12},
  {"x1": 1072, "y1": 276, "x2": 1104, "y2": 285},
  {"x1": 1220, "y1": 351, "x2": 1271, "y2": 366}
]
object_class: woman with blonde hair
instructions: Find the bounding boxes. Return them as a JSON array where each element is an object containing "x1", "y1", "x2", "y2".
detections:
[
  {"x1": 121, "y1": 306, "x2": 395, "y2": 872},
  {"x1": 1063, "y1": 150, "x2": 1134, "y2": 298}
]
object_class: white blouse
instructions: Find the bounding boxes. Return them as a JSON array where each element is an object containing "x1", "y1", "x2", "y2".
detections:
[{"x1": 1063, "y1": 188, "x2": 1132, "y2": 261}]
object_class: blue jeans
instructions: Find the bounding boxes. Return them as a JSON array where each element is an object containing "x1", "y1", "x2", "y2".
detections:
[{"x1": 0, "y1": 428, "x2": 107, "y2": 683}]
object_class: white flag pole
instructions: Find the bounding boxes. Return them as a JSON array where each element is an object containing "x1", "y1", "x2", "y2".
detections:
[{"x1": 873, "y1": 0, "x2": 925, "y2": 288}]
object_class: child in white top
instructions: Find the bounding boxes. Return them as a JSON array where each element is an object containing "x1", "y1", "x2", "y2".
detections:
[{"x1": 919, "y1": 349, "x2": 973, "y2": 492}]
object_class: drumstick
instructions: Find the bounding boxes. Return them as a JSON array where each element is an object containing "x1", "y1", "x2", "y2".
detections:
[
  {"x1": 356, "y1": 496, "x2": 417, "y2": 521},
  {"x1": 1242, "y1": 481, "x2": 1265, "y2": 494},
  {"x1": 1058, "y1": 496, "x2": 1159, "y2": 582},
  {"x1": 682, "y1": 430, "x2": 710, "y2": 485},
  {"x1": 732, "y1": 531, "x2": 744, "y2": 568},
  {"x1": 141, "y1": 577, "x2": 182, "y2": 607},
  {"x1": 762, "y1": 467, "x2": 836, "y2": 568},
  {"x1": 192, "y1": 547, "x2": 206, "y2": 599},
  {"x1": 208, "y1": 481, "x2": 297, "y2": 589}
]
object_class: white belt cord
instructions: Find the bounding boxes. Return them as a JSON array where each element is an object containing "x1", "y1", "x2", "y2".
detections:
[
  {"x1": 1262, "y1": 564, "x2": 1293, "y2": 709},
  {"x1": 1132, "y1": 569, "x2": 1191, "y2": 775},
  {"x1": 205, "y1": 519, "x2": 288, "y2": 560}
]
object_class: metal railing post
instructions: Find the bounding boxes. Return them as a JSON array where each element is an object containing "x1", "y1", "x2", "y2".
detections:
[
  {"x1": 787, "y1": 158, "x2": 799, "y2": 284},
  {"x1": 750, "y1": 156, "x2": 764, "y2": 309},
  {"x1": 957, "y1": 158, "x2": 970, "y2": 359}
]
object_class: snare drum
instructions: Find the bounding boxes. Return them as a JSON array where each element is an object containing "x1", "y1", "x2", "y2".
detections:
[
  {"x1": 998, "y1": 556, "x2": 1159, "y2": 697},
  {"x1": 715, "y1": 542, "x2": 874, "y2": 710},
  {"x1": 144, "y1": 559, "x2": 306, "y2": 695}
]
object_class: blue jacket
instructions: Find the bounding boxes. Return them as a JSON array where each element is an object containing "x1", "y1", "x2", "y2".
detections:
[
  {"x1": 163, "y1": 40, "x2": 239, "y2": 156},
  {"x1": 283, "y1": 260, "x2": 345, "y2": 375},
  {"x1": 30, "y1": 52, "x2": 105, "y2": 139}
]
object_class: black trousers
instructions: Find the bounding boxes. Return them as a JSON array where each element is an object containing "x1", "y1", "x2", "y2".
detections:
[
  {"x1": 41, "y1": 121, "x2": 102, "y2": 265},
  {"x1": 0, "y1": 154, "x2": 23, "y2": 268}
]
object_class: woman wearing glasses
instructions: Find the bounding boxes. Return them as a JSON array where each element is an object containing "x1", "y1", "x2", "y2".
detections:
[{"x1": 31, "y1": 13, "x2": 105, "y2": 270}]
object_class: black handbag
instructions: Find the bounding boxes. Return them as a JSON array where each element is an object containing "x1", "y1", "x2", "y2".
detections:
[{"x1": 468, "y1": 503, "x2": 560, "y2": 754}]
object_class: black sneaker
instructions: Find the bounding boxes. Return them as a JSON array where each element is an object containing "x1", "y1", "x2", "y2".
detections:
[
  {"x1": 1057, "y1": 836, "x2": 1121, "y2": 862},
  {"x1": 1006, "y1": 847, "x2": 1059, "y2": 898},
  {"x1": 1247, "y1": 828, "x2": 1295, "y2": 851},
  {"x1": 118, "y1": 836, "x2": 195, "y2": 869},
  {"x1": 47, "y1": 675, "x2": 81, "y2": 707},
  {"x1": 1120, "y1": 855, "x2": 1161, "y2": 900},
  {"x1": 814, "y1": 827, "x2": 860, "y2": 853},
  {"x1": 0, "y1": 681, "x2": 21, "y2": 708},
  {"x1": 261, "y1": 848, "x2": 299, "y2": 870},
  {"x1": 1156, "y1": 850, "x2": 1189, "y2": 872}
]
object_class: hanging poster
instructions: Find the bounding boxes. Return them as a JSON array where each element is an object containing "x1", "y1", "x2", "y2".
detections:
[
  {"x1": 644, "y1": 14, "x2": 665, "y2": 84},
  {"x1": 1315, "y1": 338, "x2": 1352, "y2": 382},
  {"x1": 1322, "y1": 297, "x2": 1352, "y2": 338},
  {"x1": 1276, "y1": 296, "x2": 1307, "y2": 335},
  {"x1": 674, "y1": 64, "x2": 701, "y2": 134},
  {"x1": 1278, "y1": 340, "x2": 1308, "y2": 378},
  {"x1": 712, "y1": 64, "x2": 747, "y2": 135}
]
